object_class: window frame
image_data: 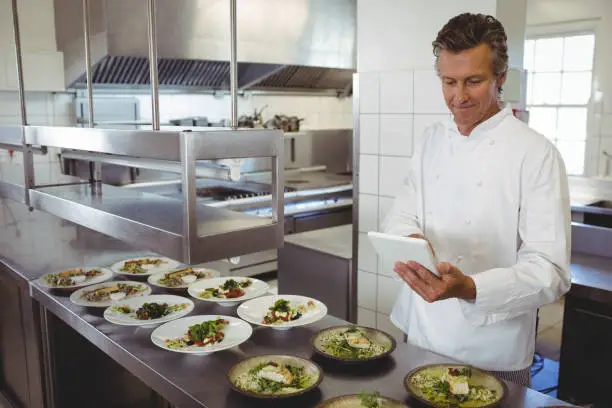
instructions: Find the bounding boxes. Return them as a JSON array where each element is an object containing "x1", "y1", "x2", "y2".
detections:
[{"x1": 524, "y1": 31, "x2": 596, "y2": 175}]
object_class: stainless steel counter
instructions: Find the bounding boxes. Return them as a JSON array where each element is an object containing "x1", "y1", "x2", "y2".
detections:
[
  {"x1": 31, "y1": 284, "x2": 572, "y2": 408},
  {"x1": 283, "y1": 225, "x2": 352, "y2": 259},
  {"x1": 0, "y1": 198, "x2": 574, "y2": 408}
]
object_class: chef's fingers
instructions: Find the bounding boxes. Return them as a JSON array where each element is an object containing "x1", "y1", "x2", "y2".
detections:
[
  {"x1": 407, "y1": 261, "x2": 439, "y2": 283},
  {"x1": 395, "y1": 264, "x2": 436, "y2": 302},
  {"x1": 436, "y1": 262, "x2": 454, "y2": 275}
]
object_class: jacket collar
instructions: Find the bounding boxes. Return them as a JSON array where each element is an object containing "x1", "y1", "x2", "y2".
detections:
[{"x1": 445, "y1": 104, "x2": 512, "y2": 140}]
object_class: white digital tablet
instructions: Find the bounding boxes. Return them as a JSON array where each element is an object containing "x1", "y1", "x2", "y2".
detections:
[{"x1": 367, "y1": 231, "x2": 439, "y2": 276}]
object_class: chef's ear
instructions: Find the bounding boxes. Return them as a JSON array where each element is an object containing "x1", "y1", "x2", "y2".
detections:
[{"x1": 496, "y1": 71, "x2": 507, "y2": 88}]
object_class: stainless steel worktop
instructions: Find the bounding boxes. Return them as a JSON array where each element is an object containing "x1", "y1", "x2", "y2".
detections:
[
  {"x1": 284, "y1": 225, "x2": 353, "y2": 259},
  {"x1": 0, "y1": 197, "x2": 574, "y2": 408},
  {"x1": 30, "y1": 284, "x2": 574, "y2": 408}
]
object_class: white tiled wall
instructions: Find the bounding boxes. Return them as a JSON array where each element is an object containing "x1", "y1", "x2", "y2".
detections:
[
  {"x1": 379, "y1": 156, "x2": 412, "y2": 197},
  {"x1": 380, "y1": 114, "x2": 413, "y2": 156},
  {"x1": 0, "y1": 92, "x2": 74, "y2": 164},
  {"x1": 356, "y1": 69, "x2": 450, "y2": 337},
  {"x1": 359, "y1": 154, "x2": 379, "y2": 195},
  {"x1": 358, "y1": 194, "x2": 378, "y2": 232},
  {"x1": 359, "y1": 114, "x2": 379, "y2": 154},
  {"x1": 379, "y1": 71, "x2": 414, "y2": 114},
  {"x1": 357, "y1": 232, "x2": 377, "y2": 273}
]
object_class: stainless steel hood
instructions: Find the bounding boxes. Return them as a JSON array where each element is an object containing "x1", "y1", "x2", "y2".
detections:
[{"x1": 54, "y1": 0, "x2": 356, "y2": 93}]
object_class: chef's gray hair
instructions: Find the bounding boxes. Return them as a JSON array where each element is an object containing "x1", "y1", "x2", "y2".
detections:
[{"x1": 432, "y1": 13, "x2": 508, "y2": 97}]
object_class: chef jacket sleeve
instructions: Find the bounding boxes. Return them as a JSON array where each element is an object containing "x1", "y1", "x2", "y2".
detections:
[
  {"x1": 381, "y1": 160, "x2": 423, "y2": 237},
  {"x1": 459, "y1": 141, "x2": 571, "y2": 326}
]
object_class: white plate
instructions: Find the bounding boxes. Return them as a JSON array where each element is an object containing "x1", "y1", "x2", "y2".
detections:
[
  {"x1": 151, "y1": 315, "x2": 252, "y2": 354},
  {"x1": 38, "y1": 267, "x2": 113, "y2": 290},
  {"x1": 148, "y1": 267, "x2": 220, "y2": 289},
  {"x1": 70, "y1": 280, "x2": 152, "y2": 308},
  {"x1": 188, "y1": 277, "x2": 269, "y2": 306},
  {"x1": 110, "y1": 257, "x2": 180, "y2": 277},
  {"x1": 103, "y1": 295, "x2": 194, "y2": 326},
  {"x1": 237, "y1": 295, "x2": 327, "y2": 330}
]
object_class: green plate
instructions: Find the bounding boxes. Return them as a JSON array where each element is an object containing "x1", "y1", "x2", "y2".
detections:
[
  {"x1": 227, "y1": 354, "x2": 323, "y2": 399},
  {"x1": 404, "y1": 364, "x2": 507, "y2": 408},
  {"x1": 311, "y1": 325, "x2": 396, "y2": 363},
  {"x1": 316, "y1": 394, "x2": 409, "y2": 407}
]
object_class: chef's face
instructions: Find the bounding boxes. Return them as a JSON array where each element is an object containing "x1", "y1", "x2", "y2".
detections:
[{"x1": 438, "y1": 43, "x2": 506, "y2": 135}]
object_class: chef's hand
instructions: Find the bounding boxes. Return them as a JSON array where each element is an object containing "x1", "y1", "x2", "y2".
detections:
[{"x1": 393, "y1": 261, "x2": 476, "y2": 302}]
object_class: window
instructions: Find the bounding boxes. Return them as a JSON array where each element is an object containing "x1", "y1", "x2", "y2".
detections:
[{"x1": 524, "y1": 33, "x2": 595, "y2": 175}]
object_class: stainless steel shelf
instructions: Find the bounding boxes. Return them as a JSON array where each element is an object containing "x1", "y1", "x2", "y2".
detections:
[
  {"x1": 61, "y1": 150, "x2": 240, "y2": 182},
  {"x1": 29, "y1": 183, "x2": 277, "y2": 263},
  {"x1": 0, "y1": 125, "x2": 285, "y2": 264}
]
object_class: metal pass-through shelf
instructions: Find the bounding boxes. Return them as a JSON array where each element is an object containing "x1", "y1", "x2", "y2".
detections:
[{"x1": 0, "y1": 125, "x2": 285, "y2": 264}]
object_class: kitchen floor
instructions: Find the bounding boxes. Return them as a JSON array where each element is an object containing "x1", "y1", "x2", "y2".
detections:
[
  {"x1": 536, "y1": 297, "x2": 564, "y2": 361},
  {"x1": 266, "y1": 278, "x2": 278, "y2": 295},
  {"x1": 532, "y1": 297, "x2": 564, "y2": 397}
]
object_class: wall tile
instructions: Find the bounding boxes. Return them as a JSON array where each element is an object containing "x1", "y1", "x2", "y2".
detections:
[
  {"x1": 376, "y1": 312, "x2": 405, "y2": 343},
  {"x1": 341, "y1": 113, "x2": 353, "y2": 128},
  {"x1": 379, "y1": 156, "x2": 411, "y2": 197},
  {"x1": 358, "y1": 269, "x2": 378, "y2": 310},
  {"x1": 320, "y1": 96, "x2": 343, "y2": 113},
  {"x1": 359, "y1": 72, "x2": 380, "y2": 114},
  {"x1": 341, "y1": 97, "x2": 353, "y2": 114},
  {"x1": 380, "y1": 114, "x2": 413, "y2": 156},
  {"x1": 358, "y1": 194, "x2": 378, "y2": 232},
  {"x1": 377, "y1": 274, "x2": 403, "y2": 314},
  {"x1": 359, "y1": 114, "x2": 379, "y2": 154},
  {"x1": 359, "y1": 154, "x2": 379, "y2": 195},
  {"x1": 301, "y1": 113, "x2": 320, "y2": 129},
  {"x1": 414, "y1": 70, "x2": 449, "y2": 114},
  {"x1": 358, "y1": 232, "x2": 378, "y2": 273},
  {"x1": 380, "y1": 70, "x2": 414, "y2": 114},
  {"x1": 358, "y1": 307, "x2": 377, "y2": 327},
  {"x1": 378, "y1": 254, "x2": 397, "y2": 278}
]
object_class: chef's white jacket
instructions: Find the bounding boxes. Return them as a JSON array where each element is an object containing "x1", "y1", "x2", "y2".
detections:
[{"x1": 383, "y1": 106, "x2": 571, "y2": 371}]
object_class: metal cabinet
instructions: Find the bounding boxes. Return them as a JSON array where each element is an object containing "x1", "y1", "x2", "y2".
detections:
[
  {"x1": 293, "y1": 208, "x2": 352, "y2": 233},
  {"x1": 558, "y1": 295, "x2": 612, "y2": 407},
  {"x1": 0, "y1": 268, "x2": 45, "y2": 408}
]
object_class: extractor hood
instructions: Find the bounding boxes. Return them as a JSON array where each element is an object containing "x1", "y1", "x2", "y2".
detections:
[{"x1": 54, "y1": 0, "x2": 356, "y2": 93}]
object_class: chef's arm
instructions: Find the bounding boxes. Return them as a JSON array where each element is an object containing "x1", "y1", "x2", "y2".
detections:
[
  {"x1": 459, "y1": 143, "x2": 571, "y2": 326},
  {"x1": 381, "y1": 167, "x2": 423, "y2": 237}
]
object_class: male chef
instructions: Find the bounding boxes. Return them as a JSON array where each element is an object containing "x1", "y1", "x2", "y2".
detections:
[{"x1": 383, "y1": 13, "x2": 571, "y2": 386}]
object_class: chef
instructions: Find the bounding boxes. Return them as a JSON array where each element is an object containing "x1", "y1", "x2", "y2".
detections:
[{"x1": 383, "y1": 13, "x2": 571, "y2": 386}]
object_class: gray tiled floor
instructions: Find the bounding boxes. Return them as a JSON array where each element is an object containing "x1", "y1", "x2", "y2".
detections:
[
  {"x1": 536, "y1": 297, "x2": 564, "y2": 361},
  {"x1": 266, "y1": 278, "x2": 278, "y2": 295}
]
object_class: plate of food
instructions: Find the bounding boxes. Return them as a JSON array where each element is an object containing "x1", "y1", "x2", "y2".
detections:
[
  {"x1": 228, "y1": 354, "x2": 323, "y2": 399},
  {"x1": 110, "y1": 257, "x2": 180, "y2": 276},
  {"x1": 70, "y1": 281, "x2": 152, "y2": 307},
  {"x1": 38, "y1": 267, "x2": 113, "y2": 289},
  {"x1": 237, "y1": 295, "x2": 327, "y2": 330},
  {"x1": 316, "y1": 392, "x2": 409, "y2": 408},
  {"x1": 404, "y1": 364, "x2": 507, "y2": 408},
  {"x1": 148, "y1": 267, "x2": 219, "y2": 289},
  {"x1": 151, "y1": 315, "x2": 252, "y2": 354},
  {"x1": 104, "y1": 295, "x2": 194, "y2": 326},
  {"x1": 312, "y1": 325, "x2": 396, "y2": 362},
  {"x1": 188, "y1": 277, "x2": 269, "y2": 306}
]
